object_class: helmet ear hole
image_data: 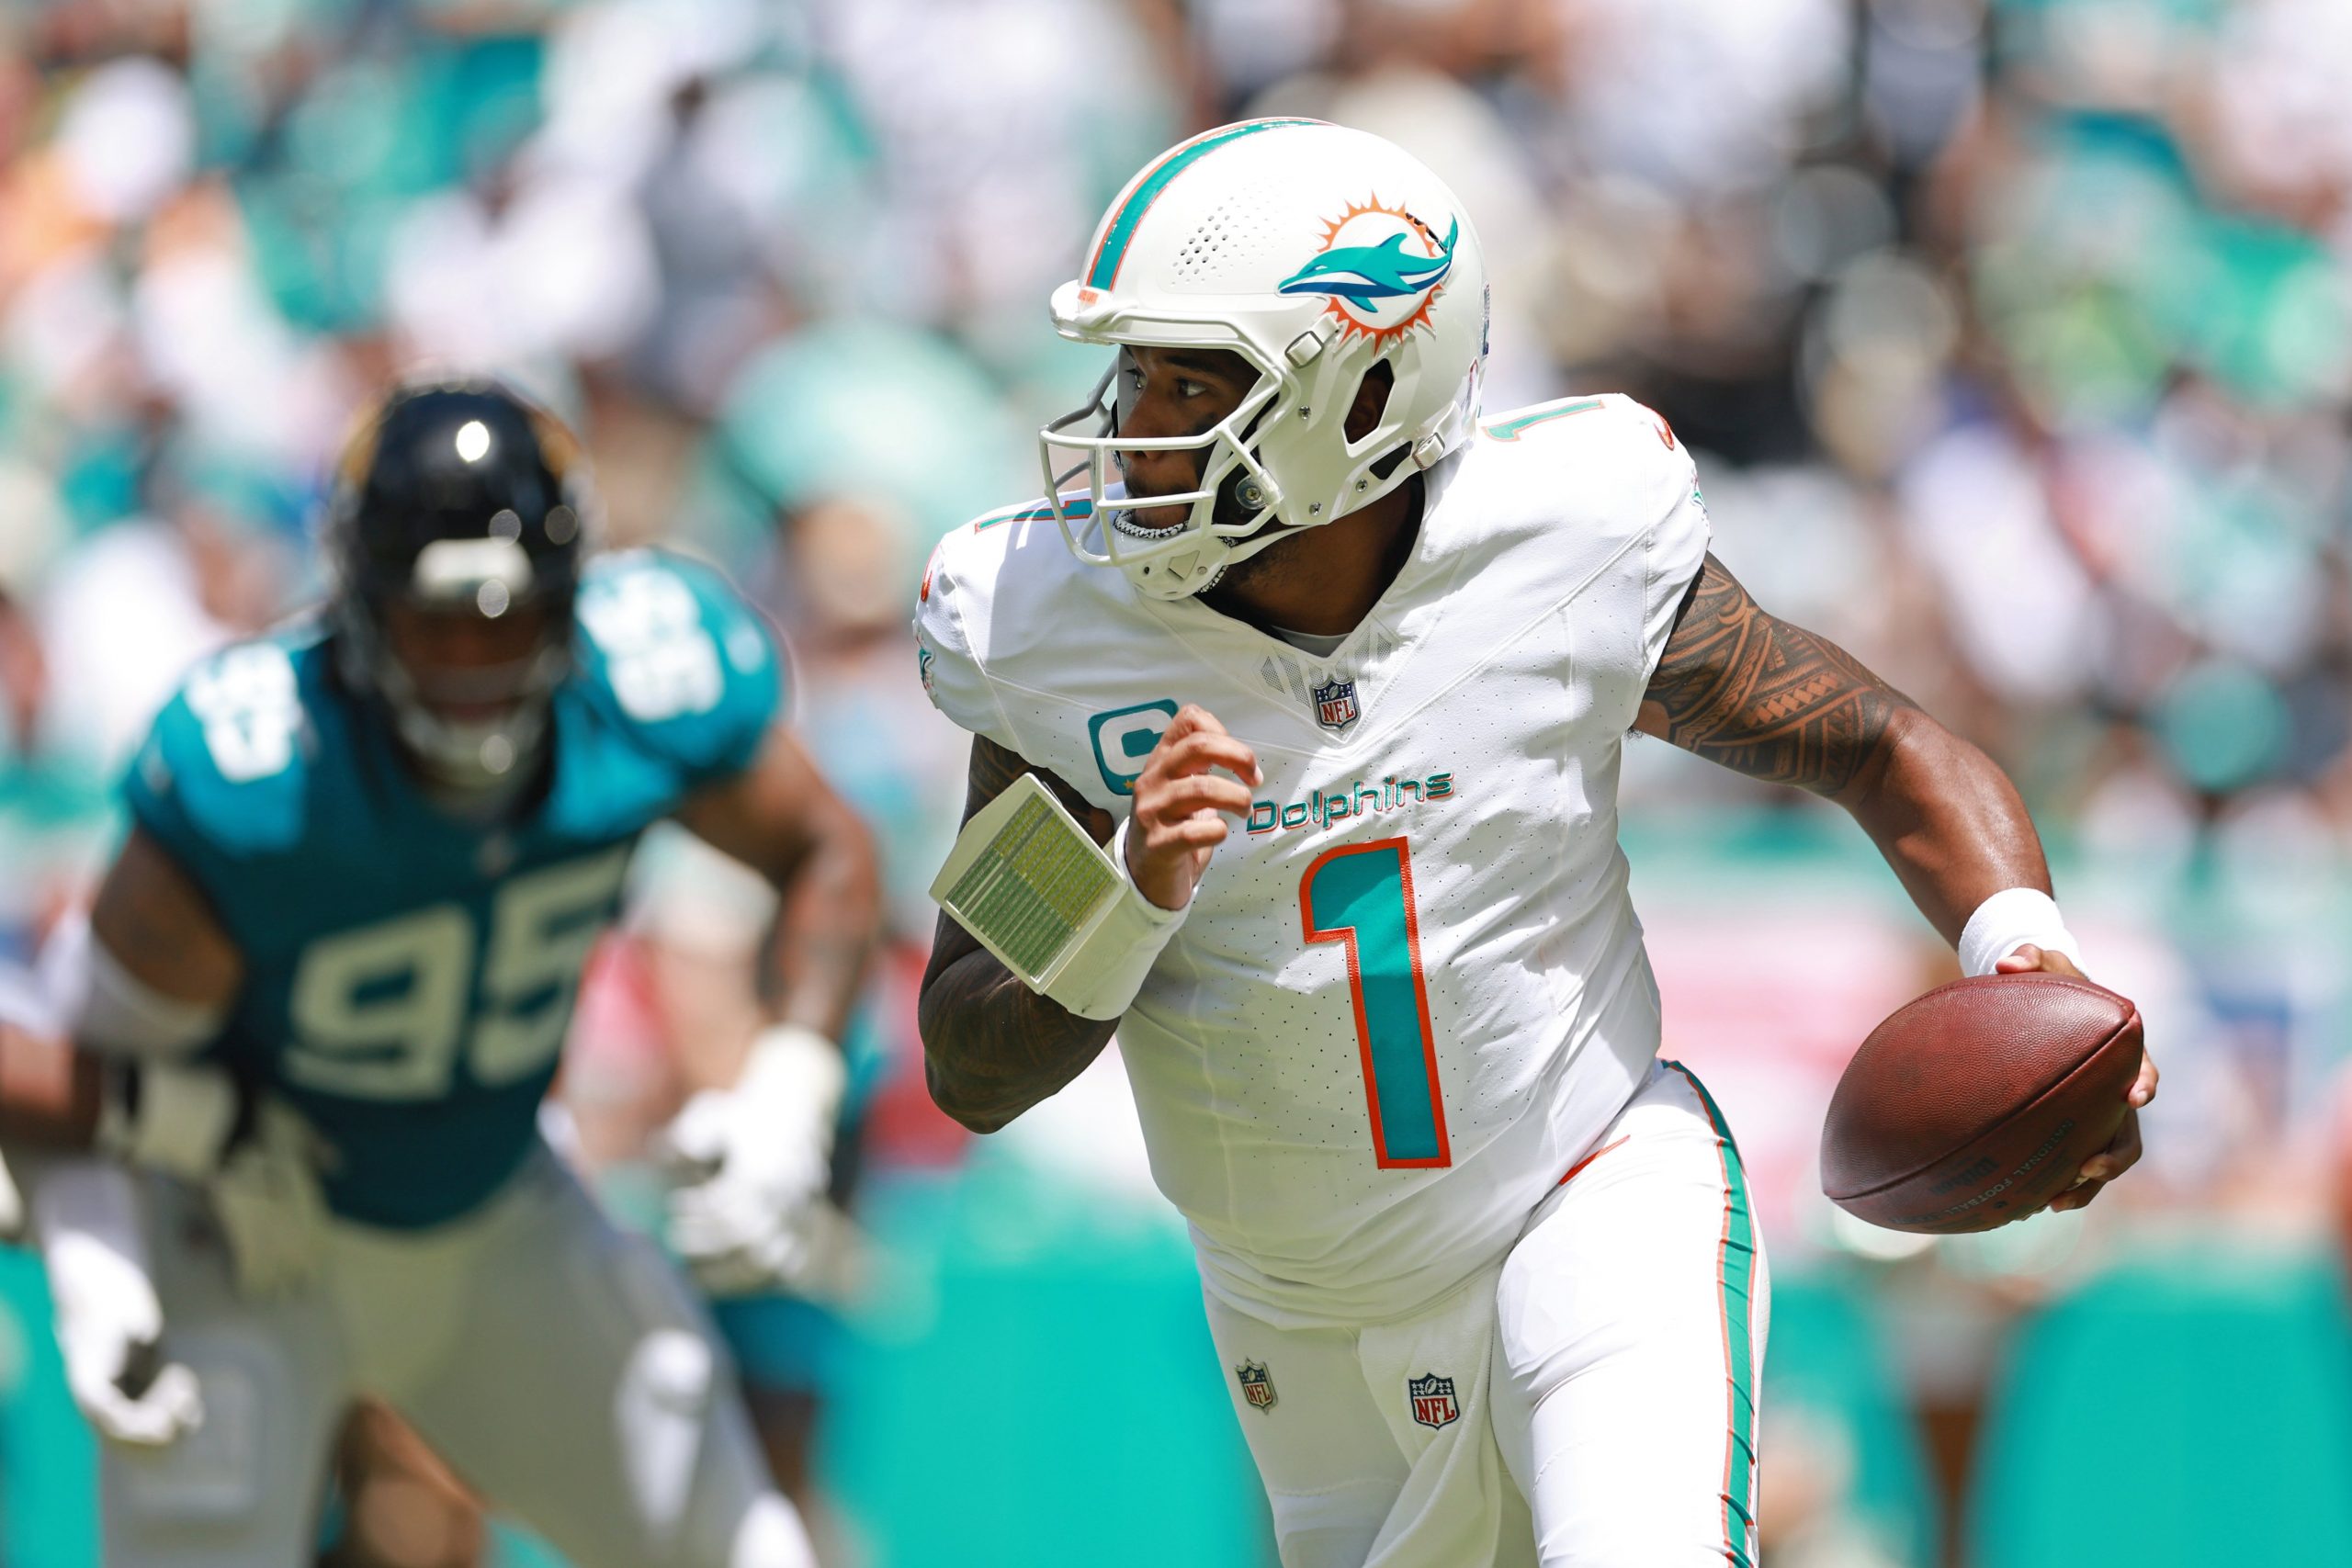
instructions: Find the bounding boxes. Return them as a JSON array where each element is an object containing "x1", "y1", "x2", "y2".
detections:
[
  {"x1": 1343, "y1": 360, "x2": 1395, "y2": 446},
  {"x1": 1216, "y1": 463, "x2": 1265, "y2": 524}
]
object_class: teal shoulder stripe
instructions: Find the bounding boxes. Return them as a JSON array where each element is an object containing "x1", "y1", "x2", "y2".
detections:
[
  {"x1": 974, "y1": 496, "x2": 1092, "y2": 532},
  {"x1": 1086, "y1": 118, "x2": 1320, "y2": 290},
  {"x1": 969, "y1": 500, "x2": 1035, "y2": 530},
  {"x1": 1482, "y1": 398, "x2": 1603, "y2": 443}
]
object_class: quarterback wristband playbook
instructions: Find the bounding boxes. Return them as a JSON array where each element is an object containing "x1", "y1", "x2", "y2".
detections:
[
  {"x1": 930, "y1": 773, "x2": 1186, "y2": 1021},
  {"x1": 1957, "y1": 887, "x2": 2083, "y2": 978}
]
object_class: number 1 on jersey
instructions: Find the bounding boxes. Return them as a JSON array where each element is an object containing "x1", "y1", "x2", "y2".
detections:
[{"x1": 1300, "y1": 838, "x2": 1451, "y2": 1168}]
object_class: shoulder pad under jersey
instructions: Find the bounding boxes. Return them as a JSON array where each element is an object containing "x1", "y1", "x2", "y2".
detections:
[
  {"x1": 124, "y1": 626, "x2": 327, "y2": 867},
  {"x1": 572, "y1": 548, "x2": 785, "y2": 785}
]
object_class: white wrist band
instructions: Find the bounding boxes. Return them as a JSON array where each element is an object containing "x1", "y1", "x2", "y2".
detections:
[
  {"x1": 930, "y1": 773, "x2": 1187, "y2": 1023},
  {"x1": 47, "y1": 919, "x2": 223, "y2": 1059},
  {"x1": 1045, "y1": 818, "x2": 1187, "y2": 1021},
  {"x1": 97, "y1": 1062, "x2": 239, "y2": 1181},
  {"x1": 1958, "y1": 887, "x2": 2082, "y2": 977}
]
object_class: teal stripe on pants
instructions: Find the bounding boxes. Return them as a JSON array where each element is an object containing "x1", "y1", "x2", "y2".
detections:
[{"x1": 1663, "y1": 1060, "x2": 1759, "y2": 1568}]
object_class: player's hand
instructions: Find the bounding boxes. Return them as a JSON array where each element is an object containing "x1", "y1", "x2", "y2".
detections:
[
  {"x1": 1124, "y1": 705, "x2": 1261, "y2": 912},
  {"x1": 53, "y1": 1238, "x2": 205, "y2": 1446},
  {"x1": 96, "y1": 1061, "x2": 335, "y2": 1300},
  {"x1": 208, "y1": 1098, "x2": 335, "y2": 1299},
  {"x1": 661, "y1": 1024, "x2": 850, "y2": 1298},
  {"x1": 37, "y1": 1159, "x2": 205, "y2": 1447},
  {"x1": 1996, "y1": 944, "x2": 2158, "y2": 1213}
]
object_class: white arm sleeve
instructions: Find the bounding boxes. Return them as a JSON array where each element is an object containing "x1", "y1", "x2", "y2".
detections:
[{"x1": 41, "y1": 916, "x2": 223, "y2": 1060}]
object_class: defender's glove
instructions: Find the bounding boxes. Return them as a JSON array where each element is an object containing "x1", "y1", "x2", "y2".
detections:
[
  {"x1": 98, "y1": 1060, "x2": 334, "y2": 1301},
  {"x1": 661, "y1": 1024, "x2": 849, "y2": 1298},
  {"x1": 36, "y1": 1159, "x2": 204, "y2": 1447},
  {"x1": 206, "y1": 1099, "x2": 334, "y2": 1299}
]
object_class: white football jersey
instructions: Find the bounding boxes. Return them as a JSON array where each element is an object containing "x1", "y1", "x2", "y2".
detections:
[{"x1": 915, "y1": 393, "x2": 1710, "y2": 1329}]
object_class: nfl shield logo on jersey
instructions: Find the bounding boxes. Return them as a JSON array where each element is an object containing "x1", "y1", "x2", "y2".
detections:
[
  {"x1": 1312, "y1": 677, "x2": 1361, "y2": 734},
  {"x1": 1237, "y1": 1361, "x2": 1277, "y2": 1413},
  {"x1": 1408, "y1": 1372, "x2": 1459, "y2": 1430}
]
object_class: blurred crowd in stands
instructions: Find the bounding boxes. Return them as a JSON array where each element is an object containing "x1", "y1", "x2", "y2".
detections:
[{"x1": 6, "y1": 0, "x2": 2352, "y2": 1563}]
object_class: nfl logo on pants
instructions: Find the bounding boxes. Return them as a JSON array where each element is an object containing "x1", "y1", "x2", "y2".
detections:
[
  {"x1": 1408, "y1": 1372, "x2": 1459, "y2": 1430},
  {"x1": 1237, "y1": 1361, "x2": 1277, "y2": 1412}
]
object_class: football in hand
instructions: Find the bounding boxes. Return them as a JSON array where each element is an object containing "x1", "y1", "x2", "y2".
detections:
[{"x1": 1820, "y1": 972, "x2": 2143, "y2": 1234}]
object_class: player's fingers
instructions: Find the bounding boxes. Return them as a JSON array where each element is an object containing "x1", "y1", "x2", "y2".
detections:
[
  {"x1": 1164, "y1": 816, "x2": 1230, "y2": 850},
  {"x1": 1127, "y1": 790, "x2": 1238, "y2": 904},
  {"x1": 1144, "y1": 730, "x2": 1261, "y2": 787},
  {"x1": 2130, "y1": 1052, "x2": 2159, "y2": 1108},
  {"x1": 1153, "y1": 705, "x2": 1204, "y2": 743},
  {"x1": 1150, "y1": 704, "x2": 1228, "y2": 754},
  {"x1": 2107, "y1": 1111, "x2": 2144, "y2": 1172},
  {"x1": 2076, "y1": 1110, "x2": 2142, "y2": 1185},
  {"x1": 1169, "y1": 703, "x2": 1228, "y2": 739},
  {"x1": 1144, "y1": 738, "x2": 1261, "y2": 792},
  {"x1": 1994, "y1": 944, "x2": 2085, "y2": 980},
  {"x1": 2046, "y1": 1179, "x2": 2101, "y2": 1213},
  {"x1": 1137, "y1": 756, "x2": 1255, "y2": 803},
  {"x1": 1140, "y1": 775, "x2": 1256, "y2": 822},
  {"x1": 1137, "y1": 806, "x2": 1237, "y2": 849}
]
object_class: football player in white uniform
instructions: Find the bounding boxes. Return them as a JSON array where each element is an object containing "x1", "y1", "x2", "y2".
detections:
[{"x1": 913, "y1": 121, "x2": 2156, "y2": 1567}]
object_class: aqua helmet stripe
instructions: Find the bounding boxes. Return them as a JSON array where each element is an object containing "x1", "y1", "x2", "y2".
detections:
[{"x1": 1084, "y1": 118, "x2": 1322, "y2": 291}]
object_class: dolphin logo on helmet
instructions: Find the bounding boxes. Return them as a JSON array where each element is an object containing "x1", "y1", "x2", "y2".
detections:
[
  {"x1": 1278, "y1": 211, "x2": 1458, "y2": 321},
  {"x1": 1276, "y1": 200, "x2": 1460, "y2": 348}
]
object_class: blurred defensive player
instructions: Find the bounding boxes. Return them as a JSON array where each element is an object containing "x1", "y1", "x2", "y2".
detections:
[
  {"x1": 4, "y1": 379, "x2": 878, "y2": 1568},
  {"x1": 913, "y1": 121, "x2": 2157, "y2": 1567}
]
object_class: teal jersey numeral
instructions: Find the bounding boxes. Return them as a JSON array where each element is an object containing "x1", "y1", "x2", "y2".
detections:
[{"x1": 1299, "y1": 838, "x2": 1451, "y2": 1168}]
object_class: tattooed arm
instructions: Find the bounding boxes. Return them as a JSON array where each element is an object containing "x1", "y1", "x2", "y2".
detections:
[
  {"x1": 1634, "y1": 554, "x2": 2049, "y2": 944},
  {"x1": 1637, "y1": 554, "x2": 2157, "y2": 1212},
  {"x1": 917, "y1": 736, "x2": 1123, "y2": 1134}
]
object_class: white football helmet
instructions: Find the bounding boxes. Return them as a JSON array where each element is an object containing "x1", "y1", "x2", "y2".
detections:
[{"x1": 1041, "y1": 118, "x2": 1488, "y2": 600}]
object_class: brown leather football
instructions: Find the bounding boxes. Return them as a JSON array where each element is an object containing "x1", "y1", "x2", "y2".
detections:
[{"x1": 1821, "y1": 972, "x2": 2143, "y2": 1234}]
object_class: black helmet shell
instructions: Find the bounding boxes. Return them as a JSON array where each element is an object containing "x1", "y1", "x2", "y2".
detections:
[
  {"x1": 322, "y1": 378, "x2": 594, "y2": 791},
  {"x1": 326, "y1": 379, "x2": 588, "y2": 609}
]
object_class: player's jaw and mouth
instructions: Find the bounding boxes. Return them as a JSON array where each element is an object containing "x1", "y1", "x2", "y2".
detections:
[
  {"x1": 379, "y1": 598, "x2": 557, "y2": 727},
  {"x1": 1111, "y1": 462, "x2": 1197, "y2": 536},
  {"x1": 1111, "y1": 345, "x2": 1261, "y2": 536}
]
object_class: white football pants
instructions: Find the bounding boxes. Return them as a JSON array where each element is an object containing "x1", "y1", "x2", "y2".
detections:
[
  {"x1": 1206, "y1": 1060, "x2": 1769, "y2": 1568},
  {"x1": 96, "y1": 1146, "x2": 814, "y2": 1568}
]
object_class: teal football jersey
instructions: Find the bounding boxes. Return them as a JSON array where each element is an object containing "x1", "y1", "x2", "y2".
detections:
[{"x1": 122, "y1": 549, "x2": 784, "y2": 1229}]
